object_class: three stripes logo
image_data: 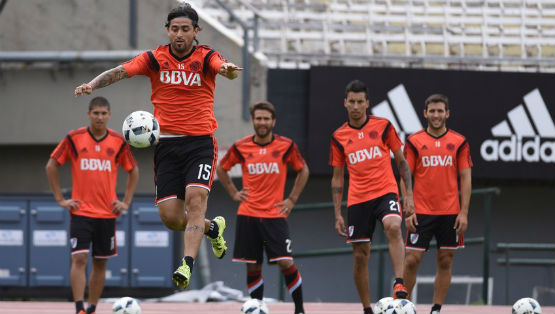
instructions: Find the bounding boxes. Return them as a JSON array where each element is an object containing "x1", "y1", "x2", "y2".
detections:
[
  {"x1": 370, "y1": 84, "x2": 423, "y2": 143},
  {"x1": 480, "y1": 89, "x2": 555, "y2": 163}
]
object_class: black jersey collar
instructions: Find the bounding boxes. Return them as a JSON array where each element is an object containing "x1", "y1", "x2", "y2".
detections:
[
  {"x1": 87, "y1": 127, "x2": 109, "y2": 143},
  {"x1": 168, "y1": 44, "x2": 196, "y2": 62},
  {"x1": 426, "y1": 128, "x2": 449, "y2": 139}
]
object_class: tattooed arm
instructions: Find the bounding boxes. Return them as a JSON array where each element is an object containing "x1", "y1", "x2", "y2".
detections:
[
  {"x1": 74, "y1": 65, "x2": 129, "y2": 96},
  {"x1": 331, "y1": 166, "x2": 347, "y2": 237},
  {"x1": 393, "y1": 149, "x2": 414, "y2": 218}
]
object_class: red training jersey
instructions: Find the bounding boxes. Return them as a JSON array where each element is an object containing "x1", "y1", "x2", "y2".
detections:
[
  {"x1": 404, "y1": 129, "x2": 472, "y2": 215},
  {"x1": 219, "y1": 134, "x2": 306, "y2": 218},
  {"x1": 122, "y1": 44, "x2": 226, "y2": 136},
  {"x1": 50, "y1": 127, "x2": 137, "y2": 219},
  {"x1": 329, "y1": 116, "x2": 403, "y2": 207}
]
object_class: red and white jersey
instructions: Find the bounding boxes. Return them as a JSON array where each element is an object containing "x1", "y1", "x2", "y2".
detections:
[
  {"x1": 404, "y1": 129, "x2": 472, "y2": 215},
  {"x1": 219, "y1": 134, "x2": 306, "y2": 218},
  {"x1": 50, "y1": 127, "x2": 137, "y2": 219},
  {"x1": 122, "y1": 44, "x2": 226, "y2": 136},
  {"x1": 329, "y1": 116, "x2": 403, "y2": 206}
]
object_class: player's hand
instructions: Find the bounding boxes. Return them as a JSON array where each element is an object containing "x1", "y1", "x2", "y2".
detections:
[
  {"x1": 111, "y1": 200, "x2": 129, "y2": 215},
  {"x1": 405, "y1": 214, "x2": 418, "y2": 233},
  {"x1": 276, "y1": 197, "x2": 295, "y2": 216},
  {"x1": 233, "y1": 187, "x2": 250, "y2": 202},
  {"x1": 219, "y1": 63, "x2": 243, "y2": 79},
  {"x1": 59, "y1": 199, "x2": 83, "y2": 212},
  {"x1": 74, "y1": 83, "x2": 93, "y2": 97},
  {"x1": 335, "y1": 215, "x2": 348, "y2": 237},
  {"x1": 454, "y1": 212, "x2": 468, "y2": 234},
  {"x1": 403, "y1": 193, "x2": 415, "y2": 218}
]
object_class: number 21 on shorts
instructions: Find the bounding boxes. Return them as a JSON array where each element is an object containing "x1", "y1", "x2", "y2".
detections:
[{"x1": 389, "y1": 200, "x2": 400, "y2": 213}]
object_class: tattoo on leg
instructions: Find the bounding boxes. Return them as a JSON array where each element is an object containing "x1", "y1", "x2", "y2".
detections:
[{"x1": 185, "y1": 225, "x2": 205, "y2": 233}]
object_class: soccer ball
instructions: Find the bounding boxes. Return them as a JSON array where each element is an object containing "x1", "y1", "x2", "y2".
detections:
[
  {"x1": 240, "y1": 298, "x2": 270, "y2": 314},
  {"x1": 122, "y1": 110, "x2": 160, "y2": 148},
  {"x1": 512, "y1": 297, "x2": 542, "y2": 314},
  {"x1": 374, "y1": 297, "x2": 395, "y2": 314},
  {"x1": 112, "y1": 296, "x2": 141, "y2": 314},
  {"x1": 393, "y1": 299, "x2": 417, "y2": 314}
]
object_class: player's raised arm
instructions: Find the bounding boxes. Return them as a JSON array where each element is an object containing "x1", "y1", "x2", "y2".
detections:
[
  {"x1": 74, "y1": 65, "x2": 129, "y2": 97},
  {"x1": 219, "y1": 62, "x2": 243, "y2": 80}
]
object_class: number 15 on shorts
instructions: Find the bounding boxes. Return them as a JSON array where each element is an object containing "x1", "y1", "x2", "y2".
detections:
[{"x1": 197, "y1": 164, "x2": 212, "y2": 180}]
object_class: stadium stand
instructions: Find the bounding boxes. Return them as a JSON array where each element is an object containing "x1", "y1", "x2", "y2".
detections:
[{"x1": 190, "y1": 0, "x2": 555, "y2": 71}]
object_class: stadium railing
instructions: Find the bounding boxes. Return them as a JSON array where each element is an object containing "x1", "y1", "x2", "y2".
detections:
[
  {"x1": 278, "y1": 187, "x2": 500, "y2": 303},
  {"x1": 496, "y1": 242, "x2": 555, "y2": 304}
]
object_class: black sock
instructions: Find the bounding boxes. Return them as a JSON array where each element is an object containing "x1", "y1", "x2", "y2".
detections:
[
  {"x1": 206, "y1": 220, "x2": 219, "y2": 238},
  {"x1": 184, "y1": 256, "x2": 194, "y2": 273},
  {"x1": 431, "y1": 304, "x2": 442, "y2": 313},
  {"x1": 75, "y1": 300, "x2": 84, "y2": 313},
  {"x1": 86, "y1": 304, "x2": 96, "y2": 314},
  {"x1": 364, "y1": 307, "x2": 374, "y2": 314},
  {"x1": 247, "y1": 270, "x2": 264, "y2": 300},
  {"x1": 281, "y1": 264, "x2": 304, "y2": 314},
  {"x1": 394, "y1": 277, "x2": 404, "y2": 286}
]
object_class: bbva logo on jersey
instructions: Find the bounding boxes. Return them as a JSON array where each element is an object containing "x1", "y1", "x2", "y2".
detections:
[
  {"x1": 347, "y1": 146, "x2": 383, "y2": 164},
  {"x1": 421, "y1": 155, "x2": 453, "y2": 167},
  {"x1": 159, "y1": 71, "x2": 202, "y2": 86},
  {"x1": 80, "y1": 158, "x2": 112, "y2": 172},
  {"x1": 247, "y1": 162, "x2": 280, "y2": 174}
]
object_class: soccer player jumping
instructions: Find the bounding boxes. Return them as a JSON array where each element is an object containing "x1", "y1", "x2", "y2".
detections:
[{"x1": 74, "y1": 3, "x2": 243, "y2": 289}]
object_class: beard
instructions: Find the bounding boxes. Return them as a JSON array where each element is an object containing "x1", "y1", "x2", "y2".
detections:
[
  {"x1": 427, "y1": 118, "x2": 446, "y2": 130},
  {"x1": 255, "y1": 127, "x2": 271, "y2": 138}
]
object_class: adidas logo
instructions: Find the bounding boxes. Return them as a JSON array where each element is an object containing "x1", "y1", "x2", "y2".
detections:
[
  {"x1": 370, "y1": 84, "x2": 423, "y2": 143},
  {"x1": 480, "y1": 89, "x2": 555, "y2": 163}
]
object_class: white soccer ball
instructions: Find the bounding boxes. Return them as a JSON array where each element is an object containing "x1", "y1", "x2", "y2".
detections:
[
  {"x1": 393, "y1": 299, "x2": 417, "y2": 314},
  {"x1": 512, "y1": 297, "x2": 542, "y2": 314},
  {"x1": 240, "y1": 298, "x2": 270, "y2": 314},
  {"x1": 122, "y1": 110, "x2": 160, "y2": 148},
  {"x1": 112, "y1": 296, "x2": 141, "y2": 314},
  {"x1": 374, "y1": 297, "x2": 395, "y2": 314}
]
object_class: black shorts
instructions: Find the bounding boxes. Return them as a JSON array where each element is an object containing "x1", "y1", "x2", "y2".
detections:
[
  {"x1": 70, "y1": 214, "x2": 117, "y2": 258},
  {"x1": 405, "y1": 214, "x2": 464, "y2": 251},
  {"x1": 346, "y1": 193, "x2": 402, "y2": 243},
  {"x1": 232, "y1": 215, "x2": 293, "y2": 264},
  {"x1": 154, "y1": 135, "x2": 218, "y2": 204}
]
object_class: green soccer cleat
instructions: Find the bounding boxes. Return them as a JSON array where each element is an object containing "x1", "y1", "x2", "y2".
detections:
[
  {"x1": 208, "y1": 216, "x2": 227, "y2": 259},
  {"x1": 172, "y1": 262, "x2": 191, "y2": 289}
]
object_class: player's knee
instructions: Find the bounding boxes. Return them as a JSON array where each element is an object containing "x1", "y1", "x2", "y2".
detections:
[
  {"x1": 383, "y1": 221, "x2": 402, "y2": 238},
  {"x1": 405, "y1": 253, "x2": 421, "y2": 269},
  {"x1": 185, "y1": 192, "x2": 207, "y2": 214},
  {"x1": 72, "y1": 254, "x2": 88, "y2": 268},
  {"x1": 352, "y1": 250, "x2": 369, "y2": 265},
  {"x1": 277, "y1": 259, "x2": 294, "y2": 270},
  {"x1": 437, "y1": 254, "x2": 454, "y2": 270},
  {"x1": 159, "y1": 211, "x2": 185, "y2": 230}
]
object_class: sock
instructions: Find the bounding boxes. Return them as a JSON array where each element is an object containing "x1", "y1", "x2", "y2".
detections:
[
  {"x1": 394, "y1": 277, "x2": 404, "y2": 286},
  {"x1": 364, "y1": 307, "x2": 374, "y2": 314},
  {"x1": 75, "y1": 300, "x2": 84, "y2": 313},
  {"x1": 247, "y1": 270, "x2": 264, "y2": 300},
  {"x1": 206, "y1": 220, "x2": 219, "y2": 238},
  {"x1": 86, "y1": 304, "x2": 96, "y2": 314},
  {"x1": 184, "y1": 256, "x2": 194, "y2": 273},
  {"x1": 281, "y1": 264, "x2": 304, "y2": 314},
  {"x1": 431, "y1": 304, "x2": 442, "y2": 313}
]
